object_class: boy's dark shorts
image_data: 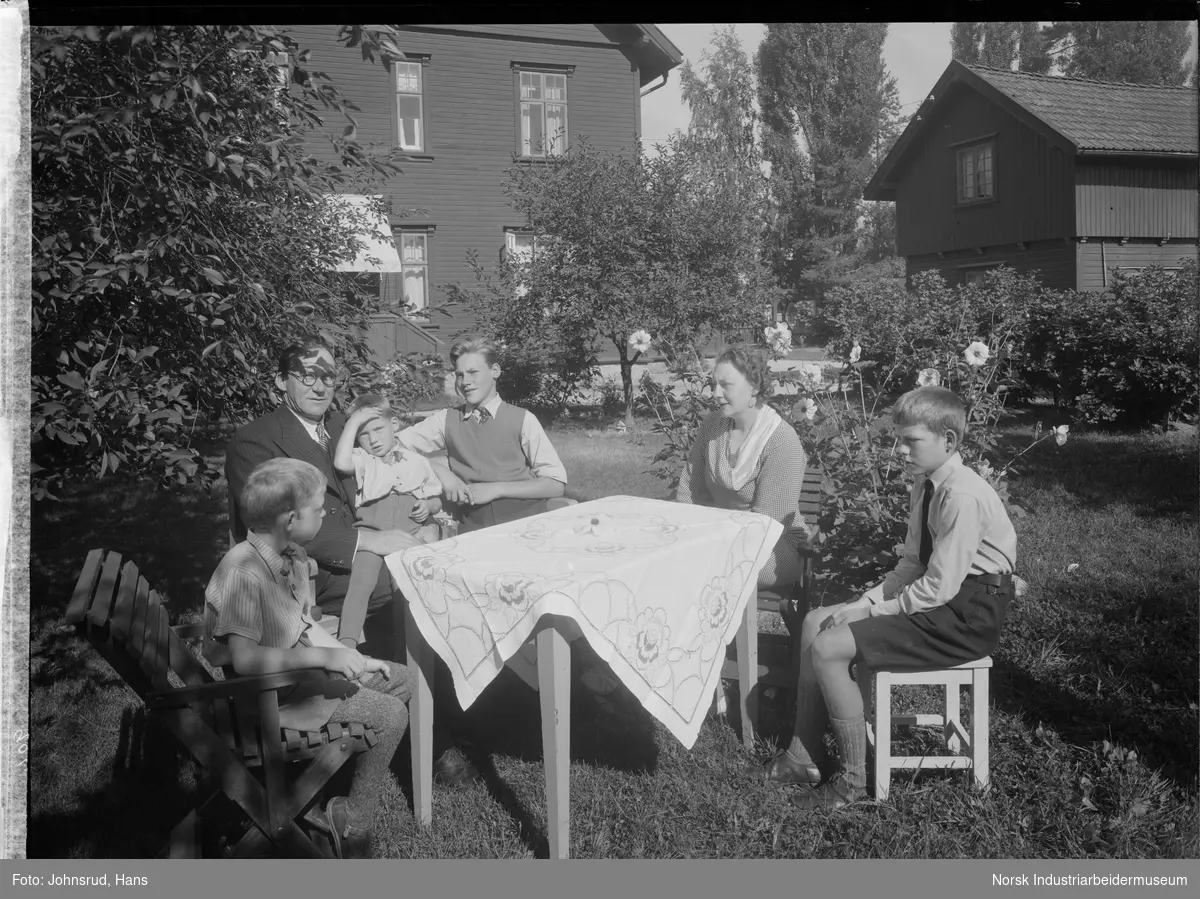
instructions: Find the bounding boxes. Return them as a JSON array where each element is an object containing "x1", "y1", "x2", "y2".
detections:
[{"x1": 848, "y1": 575, "x2": 1013, "y2": 671}]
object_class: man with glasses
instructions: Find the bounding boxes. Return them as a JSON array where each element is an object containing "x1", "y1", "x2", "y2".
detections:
[{"x1": 225, "y1": 341, "x2": 482, "y2": 787}]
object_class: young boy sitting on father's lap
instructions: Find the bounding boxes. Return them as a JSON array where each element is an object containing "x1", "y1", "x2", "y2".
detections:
[
  {"x1": 753, "y1": 386, "x2": 1017, "y2": 811},
  {"x1": 329, "y1": 393, "x2": 446, "y2": 649},
  {"x1": 203, "y1": 457, "x2": 416, "y2": 858}
]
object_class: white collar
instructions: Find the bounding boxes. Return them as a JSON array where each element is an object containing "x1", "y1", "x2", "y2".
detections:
[
  {"x1": 286, "y1": 406, "x2": 326, "y2": 442},
  {"x1": 728, "y1": 405, "x2": 783, "y2": 490},
  {"x1": 463, "y1": 394, "x2": 503, "y2": 420},
  {"x1": 925, "y1": 452, "x2": 963, "y2": 492}
]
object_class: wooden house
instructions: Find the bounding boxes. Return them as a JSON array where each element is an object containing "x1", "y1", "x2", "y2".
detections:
[
  {"x1": 864, "y1": 61, "x2": 1198, "y2": 291},
  {"x1": 285, "y1": 24, "x2": 682, "y2": 359}
]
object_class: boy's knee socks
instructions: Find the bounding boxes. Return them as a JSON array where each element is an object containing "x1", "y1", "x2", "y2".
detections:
[{"x1": 828, "y1": 715, "x2": 867, "y2": 792}]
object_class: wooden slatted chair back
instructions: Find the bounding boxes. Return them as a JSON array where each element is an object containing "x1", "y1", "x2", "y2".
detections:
[
  {"x1": 797, "y1": 467, "x2": 823, "y2": 538},
  {"x1": 65, "y1": 549, "x2": 213, "y2": 699}
]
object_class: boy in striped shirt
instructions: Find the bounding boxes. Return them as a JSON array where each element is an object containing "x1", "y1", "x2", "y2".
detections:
[{"x1": 204, "y1": 458, "x2": 415, "y2": 858}]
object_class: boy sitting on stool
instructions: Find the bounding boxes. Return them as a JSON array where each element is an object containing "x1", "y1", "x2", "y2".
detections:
[{"x1": 752, "y1": 386, "x2": 1017, "y2": 809}]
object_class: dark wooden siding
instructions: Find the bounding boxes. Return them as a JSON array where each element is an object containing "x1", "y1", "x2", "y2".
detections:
[
  {"x1": 1075, "y1": 158, "x2": 1198, "y2": 239},
  {"x1": 893, "y1": 83, "x2": 1074, "y2": 258},
  {"x1": 285, "y1": 25, "x2": 641, "y2": 358},
  {"x1": 1075, "y1": 239, "x2": 1199, "y2": 291},
  {"x1": 906, "y1": 238, "x2": 1076, "y2": 291}
]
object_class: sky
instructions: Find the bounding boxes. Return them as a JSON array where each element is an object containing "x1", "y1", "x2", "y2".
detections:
[
  {"x1": 640, "y1": 23, "x2": 952, "y2": 150},
  {"x1": 640, "y1": 22, "x2": 1198, "y2": 151}
]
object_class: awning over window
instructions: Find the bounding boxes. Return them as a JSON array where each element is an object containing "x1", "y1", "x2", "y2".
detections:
[{"x1": 327, "y1": 194, "x2": 403, "y2": 273}]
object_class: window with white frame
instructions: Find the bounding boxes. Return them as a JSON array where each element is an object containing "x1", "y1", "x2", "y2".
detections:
[
  {"x1": 381, "y1": 229, "x2": 430, "y2": 314},
  {"x1": 505, "y1": 230, "x2": 536, "y2": 264},
  {"x1": 956, "y1": 142, "x2": 995, "y2": 204},
  {"x1": 517, "y1": 70, "x2": 568, "y2": 157},
  {"x1": 394, "y1": 61, "x2": 425, "y2": 152}
]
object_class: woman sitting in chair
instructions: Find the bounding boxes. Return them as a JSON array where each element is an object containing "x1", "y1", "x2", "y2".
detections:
[{"x1": 674, "y1": 345, "x2": 809, "y2": 590}]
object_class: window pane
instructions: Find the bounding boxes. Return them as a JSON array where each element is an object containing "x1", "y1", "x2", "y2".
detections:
[
  {"x1": 381, "y1": 272, "x2": 405, "y2": 306},
  {"x1": 521, "y1": 102, "x2": 543, "y2": 156},
  {"x1": 959, "y1": 150, "x2": 975, "y2": 200},
  {"x1": 396, "y1": 62, "x2": 422, "y2": 93},
  {"x1": 544, "y1": 74, "x2": 566, "y2": 101},
  {"x1": 401, "y1": 233, "x2": 426, "y2": 263},
  {"x1": 397, "y1": 95, "x2": 423, "y2": 150},
  {"x1": 520, "y1": 71, "x2": 541, "y2": 100},
  {"x1": 508, "y1": 232, "x2": 534, "y2": 263},
  {"x1": 403, "y1": 266, "x2": 427, "y2": 311},
  {"x1": 978, "y1": 145, "x2": 994, "y2": 196},
  {"x1": 545, "y1": 104, "x2": 566, "y2": 155}
]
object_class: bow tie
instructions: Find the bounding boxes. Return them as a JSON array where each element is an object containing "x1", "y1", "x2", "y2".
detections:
[{"x1": 279, "y1": 544, "x2": 302, "y2": 570}]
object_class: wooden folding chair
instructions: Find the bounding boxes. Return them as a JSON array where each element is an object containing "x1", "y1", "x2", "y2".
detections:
[
  {"x1": 723, "y1": 466, "x2": 824, "y2": 747},
  {"x1": 64, "y1": 548, "x2": 378, "y2": 858}
]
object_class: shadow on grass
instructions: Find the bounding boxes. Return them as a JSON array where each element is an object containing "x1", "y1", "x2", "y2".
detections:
[
  {"x1": 992, "y1": 584, "x2": 1199, "y2": 793},
  {"x1": 1007, "y1": 421, "x2": 1198, "y2": 521},
  {"x1": 31, "y1": 476, "x2": 230, "y2": 626},
  {"x1": 27, "y1": 707, "x2": 207, "y2": 858}
]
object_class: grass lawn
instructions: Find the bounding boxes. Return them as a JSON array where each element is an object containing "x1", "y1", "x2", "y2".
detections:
[{"x1": 25, "y1": 416, "x2": 1199, "y2": 858}]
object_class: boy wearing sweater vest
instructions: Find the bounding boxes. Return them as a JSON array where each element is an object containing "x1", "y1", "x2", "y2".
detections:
[{"x1": 396, "y1": 336, "x2": 568, "y2": 532}]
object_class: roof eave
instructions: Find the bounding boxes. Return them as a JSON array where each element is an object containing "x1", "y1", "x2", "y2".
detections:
[
  {"x1": 1076, "y1": 148, "x2": 1199, "y2": 158},
  {"x1": 634, "y1": 24, "x2": 684, "y2": 84}
]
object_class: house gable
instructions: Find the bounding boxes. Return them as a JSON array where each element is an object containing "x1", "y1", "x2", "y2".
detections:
[{"x1": 889, "y1": 78, "x2": 1075, "y2": 258}]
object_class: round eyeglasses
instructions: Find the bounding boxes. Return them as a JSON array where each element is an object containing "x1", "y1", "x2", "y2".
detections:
[{"x1": 292, "y1": 372, "x2": 337, "y2": 388}]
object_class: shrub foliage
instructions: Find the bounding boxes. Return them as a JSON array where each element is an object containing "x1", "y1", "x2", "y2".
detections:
[{"x1": 32, "y1": 24, "x2": 406, "y2": 498}]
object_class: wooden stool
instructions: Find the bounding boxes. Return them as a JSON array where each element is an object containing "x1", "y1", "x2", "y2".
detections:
[{"x1": 859, "y1": 656, "x2": 992, "y2": 800}]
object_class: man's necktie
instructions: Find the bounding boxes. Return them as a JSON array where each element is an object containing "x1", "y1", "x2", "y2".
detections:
[
  {"x1": 315, "y1": 420, "x2": 331, "y2": 451},
  {"x1": 469, "y1": 406, "x2": 492, "y2": 424},
  {"x1": 918, "y1": 479, "x2": 935, "y2": 566}
]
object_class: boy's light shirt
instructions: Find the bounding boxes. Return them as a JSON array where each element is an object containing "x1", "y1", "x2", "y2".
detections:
[
  {"x1": 396, "y1": 394, "x2": 568, "y2": 484},
  {"x1": 865, "y1": 452, "x2": 1017, "y2": 618},
  {"x1": 350, "y1": 438, "x2": 443, "y2": 509}
]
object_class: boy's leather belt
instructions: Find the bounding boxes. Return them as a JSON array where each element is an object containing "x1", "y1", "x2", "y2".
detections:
[{"x1": 965, "y1": 572, "x2": 1013, "y2": 594}]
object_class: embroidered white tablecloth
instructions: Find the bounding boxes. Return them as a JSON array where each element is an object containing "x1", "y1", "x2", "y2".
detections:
[{"x1": 385, "y1": 495, "x2": 783, "y2": 749}]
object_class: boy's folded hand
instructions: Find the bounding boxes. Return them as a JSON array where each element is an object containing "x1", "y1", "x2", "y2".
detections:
[
  {"x1": 325, "y1": 646, "x2": 371, "y2": 681},
  {"x1": 821, "y1": 596, "x2": 873, "y2": 632}
]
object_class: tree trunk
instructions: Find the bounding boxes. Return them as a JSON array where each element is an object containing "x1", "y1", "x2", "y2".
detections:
[{"x1": 621, "y1": 356, "x2": 635, "y2": 428}]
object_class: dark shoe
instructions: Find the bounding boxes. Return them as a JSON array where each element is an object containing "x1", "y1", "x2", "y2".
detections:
[
  {"x1": 749, "y1": 751, "x2": 823, "y2": 786},
  {"x1": 433, "y1": 746, "x2": 482, "y2": 787},
  {"x1": 788, "y1": 773, "x2": 865, "y2": 811},
  {"x1": 324, "y1": 797, "x2": 374, "y2": 859}
]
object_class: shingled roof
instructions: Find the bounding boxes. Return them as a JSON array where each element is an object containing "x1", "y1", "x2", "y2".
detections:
[
  {"x1": 969, "y1": 64, "x2": 1198, "y2": 155},
  {"x1": 865, "y1": 60, "x2": 1199, "y2": 201}
]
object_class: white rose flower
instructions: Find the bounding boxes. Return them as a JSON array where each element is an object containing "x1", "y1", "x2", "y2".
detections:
[
  {"x1": 917, "y1": 368, "x2": 941, "y2": 388},
  {"x1": 1054, "y1": 424, "x2": 1069, "y2": 446},
  {"x1": 628, "y1": 330, "x2": 652, "y2": 355},
  {"x1": 964, "y1": 340, "x2": 990, "y2": 366},
  {"x1": 513, "y1": 283, "x2": 529, "y2": 298},
  {"x1": 849, "y1": 341, "x2": 861, "y2": 364},
  {"x1": 975, "y1": 460, "x2": 994, "y2": 480}
]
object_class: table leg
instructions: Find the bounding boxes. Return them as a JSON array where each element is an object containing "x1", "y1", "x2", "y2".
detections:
[
  {"x1": 537, "y1": 626, "x2": 570, "y2": 860},
  {"x1": 735, "y1": 598, "x2": 758, "y2": 749},
  {"x1": 404, "y1": 602, "x2": 434, "y2": 827}
]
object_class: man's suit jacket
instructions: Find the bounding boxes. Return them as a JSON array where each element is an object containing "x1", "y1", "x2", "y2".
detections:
[{"x1": 225, "y1": 405, "x2": 361, "y2": 572}]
